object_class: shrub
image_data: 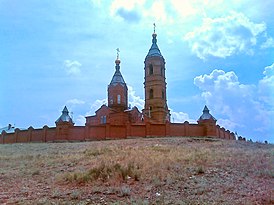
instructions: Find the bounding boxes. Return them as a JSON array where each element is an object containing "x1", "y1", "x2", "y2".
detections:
[{"x1": 62, "y1": 162, "x2": 140, "y2": 184}]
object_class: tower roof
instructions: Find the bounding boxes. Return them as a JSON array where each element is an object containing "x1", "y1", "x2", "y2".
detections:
[
  {"x1": 110, "y1": 53, "x2": 126, "y2": 86},
  {"x1": 55, "y1": 106, "x2": 74, "y2": 124},
  {"x1": 146, "y1": 25, "x2": 163, "y2": 59},
  {"x1": 146, "y1": 33, "x2": 163, "y2": 58},
  {"x1": 198, "y1": 105, "x2": 216, "y2": 121}
]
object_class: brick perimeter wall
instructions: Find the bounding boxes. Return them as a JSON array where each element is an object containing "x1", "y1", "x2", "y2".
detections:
[{"x1": 0, "y1": 122, "x2": 235, "y2": 144}]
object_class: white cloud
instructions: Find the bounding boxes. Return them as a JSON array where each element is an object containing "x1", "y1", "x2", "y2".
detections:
[
  {"x1": 184, "y1": 12, "x2": 266, "y2": 59},
  {"x1": 258, "y1": 63, "x2": 274, "y2": 106},
  {"x1": 217, "y1": 118, "x2": 239, "y2": 130},
  {"x1": 66, "y1": 98, "x2": 85, "y2": 105},
  {"x1": 128, "y1": 85, "x2": 144, "y2": 110},
  {"x1": 261, "y1": 37, "x2": 274, "y2": 49},
  {"x1": 194, "y1": 68, "x2": 273, "y2": 140},
  {"x1": 170, "y1": 0, "x2": 198, "y2": 18},
  {"x1": 145, "y1": 1, "x2": 170, "y2": 23},
  {"x1": 75, "y1": 115, "x2": 86, "y2": 125},
  {"x1": 86, "y1": 98, "x2": 107, "y2": 116},
  {"x1": 63, "y1": 60, "x2": 82, "y2": 75},
  {"x1": 170, "y1": 109, "x2": 196, "y2": 123}
]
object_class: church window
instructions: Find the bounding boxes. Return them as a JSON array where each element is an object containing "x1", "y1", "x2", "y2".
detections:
[
  {"x1": 117, "y1": 95, "x2": 121, "y2": 104},
  {"x1": 149, "y1": 64, "x2": 153, "y2": 75},
  {"x1": 162, "y1": 90, "x2": 165, "y2": 99},
  {"x1": 101, "y1": 116, "x2": 107, "y2": 124},
  {"x1": 149, "y1": 89, "x2": 153, "y2": 99}
]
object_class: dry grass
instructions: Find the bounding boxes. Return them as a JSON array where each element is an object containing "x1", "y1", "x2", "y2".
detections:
[{"x1": 0, "y1": 137, "x2": 273, "y2": 204}]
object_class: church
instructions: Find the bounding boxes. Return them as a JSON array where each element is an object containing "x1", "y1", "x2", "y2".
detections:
[{"x1": 0, "y1": 29, "x2": 235, "y2": 143}]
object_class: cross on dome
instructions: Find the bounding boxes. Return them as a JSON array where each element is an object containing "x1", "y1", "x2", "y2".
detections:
[{"x1": 116, "y1": 48, "x2": 120, "y2": 59}]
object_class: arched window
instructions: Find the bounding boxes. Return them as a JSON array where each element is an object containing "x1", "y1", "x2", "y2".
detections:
[
  {"x1": 149, "y1": 89, "x2": 153, "y2": 99},
  {"x1": 149, "y1": 64, "x2": 153, "y2": 75},
  {"x1": 162, "y1": 90, "x2": 165, "y2": 99},
  {"x1": 117, "y1": 95, "x2": 121, "y2": 104}
]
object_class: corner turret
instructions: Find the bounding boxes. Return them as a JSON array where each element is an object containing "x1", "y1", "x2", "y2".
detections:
[
  {"x1": 198, "y1": 105, "x2": 217, "y2": 137},
  {"x1": 55, "y1": 106, "x2": 74, "y2": 125}
]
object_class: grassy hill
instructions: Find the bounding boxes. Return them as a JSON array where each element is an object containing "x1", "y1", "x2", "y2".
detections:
[{"x1": 0, "y1": 137, "x2": 273, "y2": 204}]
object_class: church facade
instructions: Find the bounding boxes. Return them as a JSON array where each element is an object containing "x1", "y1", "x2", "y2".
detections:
[{"x1": 0, "y1": 30, "x2": 235, "y2": 144}]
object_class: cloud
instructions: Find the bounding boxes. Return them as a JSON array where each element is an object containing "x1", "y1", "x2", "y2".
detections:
[
  {"x1": 258, "y1": 63, "x2": 274, "y2": 106},
  {"x1": 261, "y1": 37, "x2": 274, "y2": 49},
  {"x1": 66, "y1": 98, "x2": 85, "y2": 105},
  {"x1": 184, "y1": 12, "x2": 266, "y2": 59},
  {"x1": 75, "y1": 114, "x2": 86, "y2": 125},
  {"x1": 110, "y1": 0, "x2": 145, "y2": 21},
  {"x1": 194, "y1": 67, "x2": 273, "y2": 140},
  {"x1": 63, "y1": 60, "x2": 82, "y2": 75},
  {"x1": 170, "y1": 109, "x2": 196, "y2": 123},
  {"x1": 110, "y1": 0, "x2": 172, "y2": 24},
  {"x1": 116, "y1": 8, "x2": 141, "y2": 22},
  {"x1": 128, "y1": 86, "x2": 144, "y2": 110},
  {"x1": 85, "y1": 98, "x2": 107, "y2": 116}
]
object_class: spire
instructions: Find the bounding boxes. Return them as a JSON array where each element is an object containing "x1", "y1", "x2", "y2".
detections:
[
  {"x1": 55, "y1": 106, "x2": 74, "y2": 124},
  {"x1": 198, "y1": 105, "x2": 216, "y2": 121},
  {"x1": 62, "y1": 106, "x2": 69, "y2": 114},
  {"x1": 146, "y1": 23, "x2": 163, "y2": 59},
  {"x1": 110, "y1": 49, "x2": 126, "y2": 86}
]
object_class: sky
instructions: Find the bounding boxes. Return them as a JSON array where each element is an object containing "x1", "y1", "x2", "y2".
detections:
[{"x1": 0, "y1": 0, "x2": 273, "y2": 143}]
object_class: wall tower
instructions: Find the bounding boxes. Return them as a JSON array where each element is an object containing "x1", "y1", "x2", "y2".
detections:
[
  {"x1": 143, "y1": 24, "x2": 170, "y2": 123},
  {"x1": 108, "y1": 49, "x2": 128, "y2": 112}
]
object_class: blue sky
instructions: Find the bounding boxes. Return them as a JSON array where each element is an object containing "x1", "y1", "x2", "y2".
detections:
[{"x1": 0, "y1": 0, "x2": 273, "y2": 142}]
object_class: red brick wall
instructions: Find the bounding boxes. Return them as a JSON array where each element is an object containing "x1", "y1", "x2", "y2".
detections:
[
  {"x1": 0, "y1": 121, "x2": 236, "y2": 144},
  {"x1": 87, "y1": 126, "x2": 106, "y2": 140},
  {"x1": 2, "y1": 133, "x2": 16, "y2": 143},
  {"x1": 31, "y1": 129, "x2": 43, "y2": 142},
  {"x1": 46, "y1": 128, "x2": 55, "y2": 142},
  {"x1": 148, "y1": 124, "x2": 166, "y2": 137},
  {"x1": 17, "y1": 130, "x2": 29, "y2": 143},
  {"x1": 170, "y1": 123, "x2": 186, "y2": 136},
  {"x1": 109, "y1": 125, "x2": 126, "y2": 139},
  {"x1": 68, "y1": 126, "x2": 85, "y2": 141},
  {"x1": 129, "y1": 124, "x2": 146, "y2": 137}
]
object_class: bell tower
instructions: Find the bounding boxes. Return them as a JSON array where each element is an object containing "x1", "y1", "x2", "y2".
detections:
[
  {"x1": 108, "y1": 49, "x2": 128, "y2": 112},
  {"x1": 143, "y1": 24, "x2": 170, "y2": 123}
]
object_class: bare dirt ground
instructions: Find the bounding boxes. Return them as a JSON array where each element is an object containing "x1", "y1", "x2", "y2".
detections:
[{"x1": 0, "y1": 137, "x2": 273, "y2": 204}]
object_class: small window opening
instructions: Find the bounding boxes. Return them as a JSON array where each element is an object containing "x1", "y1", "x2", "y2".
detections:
[
  {"x1": 149, "y1": 64, "x2": 153, "y2": 75},
  {"x1": 149, "y1": 89, "x2": 153, "y2": 99},
  {"x1": 117, "y1": 95, "x2": 121, "y2": 104}
]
